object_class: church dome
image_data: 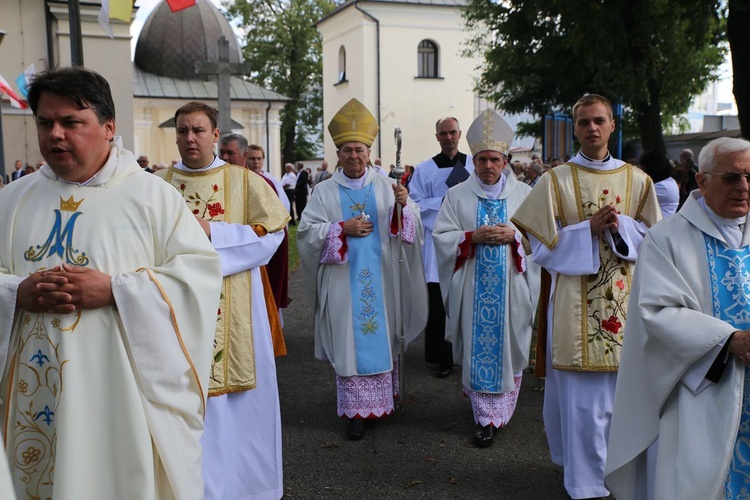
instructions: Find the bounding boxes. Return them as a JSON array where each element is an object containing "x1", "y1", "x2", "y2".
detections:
[{"x1": 134, "y1": 0, "x2": 244, "y2": 80}]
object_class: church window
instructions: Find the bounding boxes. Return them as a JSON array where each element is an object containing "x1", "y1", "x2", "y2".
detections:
[
  {"x1": 418, "y1": 40, "x2": 438, "y2": 78},
  {"x1": 338, "y1": 46, "x2": 347, "y2": 83}
]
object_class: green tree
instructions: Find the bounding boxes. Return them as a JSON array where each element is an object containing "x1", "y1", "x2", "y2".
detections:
[
  {"x1": 463, "y1": 0, "x2": 725, "y2": 153},
  {"x1": 226, "y1": 0, "x2": 335, "y2": 164}
]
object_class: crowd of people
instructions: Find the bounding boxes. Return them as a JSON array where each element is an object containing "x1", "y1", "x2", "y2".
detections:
[{"x1": 1, "y1": 65, "x2": 750, "y2": 500}]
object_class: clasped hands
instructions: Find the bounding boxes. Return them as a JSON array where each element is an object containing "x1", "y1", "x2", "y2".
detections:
[
  {"x1": 472, "y1": 224, "x2": 515, "y2": 245},
  {"x1": 590, "y1": 205, "x2": 619, "y2": 235},
  {"x1": 17, "y1": 263, "x2": 114, "y2": 314}
]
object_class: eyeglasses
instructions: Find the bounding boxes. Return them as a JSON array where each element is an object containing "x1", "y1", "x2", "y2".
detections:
[{"x1": 705, "y1": 171, "x2": 750, "y2": 185}]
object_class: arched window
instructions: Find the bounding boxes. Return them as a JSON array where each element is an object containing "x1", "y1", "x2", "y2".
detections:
[
  {"x1": 338, "y1": 46, "x2": 347, "y2": 83},
  {"x1": 417, "y1": 40, "x2": 438, "y2": 78}
]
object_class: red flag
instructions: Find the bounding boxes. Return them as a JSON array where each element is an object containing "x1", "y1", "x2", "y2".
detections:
[{"x1": 166, "y1": 0, "x2": 196, "y2": 13}]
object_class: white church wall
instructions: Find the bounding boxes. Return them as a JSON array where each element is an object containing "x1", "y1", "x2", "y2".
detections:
[{"x1": 319, "y1": 2, "x2": 480, "y2": 168}]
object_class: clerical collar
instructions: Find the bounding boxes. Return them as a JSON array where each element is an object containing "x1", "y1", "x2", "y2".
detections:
[
  {"x1": 343, "y1": 168, "x2": 369, "y2": 190},
  {"x1": 433, "y1": 151, "x2": 467, "y2": 168},
  {"x1": 476, "y1": 173, "x2": 506, "y2": 200},
  {"x1": 174, "y1": 154, "x2": 224, "y2": 172},
  {"x1": 698, "y1": 197, "x2": 747, "y2": 248},
  {"x1": 579, "y1": 151, "x2": 612, "y2": 163}
]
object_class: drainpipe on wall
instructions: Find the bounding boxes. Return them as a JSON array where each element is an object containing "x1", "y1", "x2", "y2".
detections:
[
  {"x1": 354, "y1": 3, "x2": 381, "y2": 158},
  {"x1": 266, "y1": 100, "x2": 272, "y2": 173}
]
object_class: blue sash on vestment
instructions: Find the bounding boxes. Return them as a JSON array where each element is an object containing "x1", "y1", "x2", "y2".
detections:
[
  {"x1": 469, "y1": 199, "x2": 508, "y2": 392},
  {"x1": 703, "y1": 235, "x2": 750, "y2": 497},
  {"x1": 339, "y1": 184, "x2": 391, "y2": 375}
]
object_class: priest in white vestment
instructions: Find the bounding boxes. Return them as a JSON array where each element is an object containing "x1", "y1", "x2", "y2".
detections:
[
  {"x1": 159, "y1": 102, "x2": 290, "y2": 500},
  {"x1": 411, "y1": 117, "x2": 474, "y2": 379},
  {"x1": 433, "y1": 110, "x2": 540, "y2": 448},
  {"x1": 0, "y1": 67, "x2": 222, "y2": 499},
  {"x1": 298, "y1": 98, "x2": 428, "y2": 441},
  {"x1": 606, "y1": 137, "x2": 750, "y2": 500},
  {"x1": 512, "y1": 94, "x2": 661, "y2": 499}
]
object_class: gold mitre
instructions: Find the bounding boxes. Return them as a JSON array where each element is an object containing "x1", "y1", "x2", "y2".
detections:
[
  {"x1": 466, "y1": 109, "x2": 513, "y2": 157},
  {"x1": 328, "y1": 98, "x2": 379, "y2": 148}
]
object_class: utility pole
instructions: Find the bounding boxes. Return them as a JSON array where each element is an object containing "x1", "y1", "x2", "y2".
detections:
[{"x1": 68, "y1": 0, "x2": 84, "y2": 66}]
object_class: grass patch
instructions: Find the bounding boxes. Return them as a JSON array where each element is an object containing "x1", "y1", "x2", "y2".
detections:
[{"x1": 287, "y1": 223, "x2": 300, "y2": 272}]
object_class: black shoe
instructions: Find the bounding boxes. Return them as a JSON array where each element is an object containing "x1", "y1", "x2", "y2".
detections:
[
  {"x1": 345, "y1": 418, "x2": 365, "y2": 441},
  {"x1": 473, "y1": 424, "x2": 495, "y2": 448},
  {"x1": 435, "y1": 366, "x2": 452, "y2": 379}
]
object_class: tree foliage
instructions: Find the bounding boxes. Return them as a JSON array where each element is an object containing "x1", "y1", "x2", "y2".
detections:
[
  {"x1": 225, "y1": 0, "x2": 336, "y2": 163},
  {"x1": 463, "y1": 0, "x2": 725, "y2": 153},
  {"x1": 729, "y1": 0, "x2": 750, "y2": 139}
]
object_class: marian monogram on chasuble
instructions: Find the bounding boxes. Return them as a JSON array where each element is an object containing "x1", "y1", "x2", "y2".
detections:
[
  {"x1": 10, "y1": 195, "x2": 87, "y2": 497},
  {"x1": 470, "y1": 199, "x2": 508, "y2": 392},
  {"x1": 338, "y1": 184, "x2": 391, "y2": 375},
  {"x1": 701, "y1": 236, "x2": 750, "y2": 497},
  {"x1": 514, "y1": 163, "x2": 658, "y2": 371},
  {"x1": 162, "y1": 165, "x2": 284, "y2": 395}
]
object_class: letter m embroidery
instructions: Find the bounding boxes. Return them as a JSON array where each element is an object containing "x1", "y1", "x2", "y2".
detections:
[{"x1": 25, "y1": 209, "x2": 89, "y2": 266}]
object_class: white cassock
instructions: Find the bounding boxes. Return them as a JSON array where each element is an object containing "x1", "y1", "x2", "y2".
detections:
[
  {"x1": 433, "y1": 173, "x2": 539, "y2": 426},
  {"x1": 171, "y1": 158, "x2": 285, "y2": 500},
  {"x1": 0, "y1": 138, "x2": 222, "y2": 499},
  {"x1": 521, "y1": 153, "x2": 653, "y2": 499},
  {"x1": 606, "y1": 192, "x2": 750, "y2": 500}
]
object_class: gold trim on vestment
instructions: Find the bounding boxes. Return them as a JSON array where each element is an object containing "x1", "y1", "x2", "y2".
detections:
[
  {"x1": 139, "y1": 267, "x2": 207, "y2": 416},
  {"x1": 159, "y1": 164, "x2": 291, "y2": 396}
]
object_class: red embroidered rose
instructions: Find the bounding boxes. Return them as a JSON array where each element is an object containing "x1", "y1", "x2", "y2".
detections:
[
  {"x1": 207, "y1": 202, "x2": 225, "y2": 218},
  {"x1": 615, "y1": 195, "x2": 622, "y2": 204},
  {"x1": 179, "y1": 183, "x2": 186, "y2": 190},
  {"x1": 213, "y1": 184, "x2": 219, "y2": 192},
  {"x1": 603, "y1": 189, "x2": 609, "y2": 195},
  {"x1": 615, "y1": 279, "x2": 625, "y2": 290},
  {"x1": 602, "y1": 315, "x2": 622, "y2": 335},
  {"x1": 193, "y1": 209, "x2": 200, "y2": 215}
]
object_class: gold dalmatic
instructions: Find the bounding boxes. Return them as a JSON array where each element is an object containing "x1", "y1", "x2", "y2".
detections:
[
  {"x1": 161, "y1": 164, "x2": 288, "y2": 395},
  {"x1": 512, "y1": 162, "x2": 659, "y2": 371}
]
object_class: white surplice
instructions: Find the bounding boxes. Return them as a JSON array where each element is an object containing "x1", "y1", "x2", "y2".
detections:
[
  {"x1": 172, "y1": 158, "x2": 285, "y2": 500},
  {"x1": 0, "y1": 138, "x2": 222, "y2": 499},
  {"x1": 605, "y1": 192, "x2": 749, "y2": 500},
  {"x1": 410, "y1": 154, "x2": 474, "y2": 283}
]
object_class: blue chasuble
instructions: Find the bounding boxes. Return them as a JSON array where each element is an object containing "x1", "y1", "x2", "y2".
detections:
[
  {"x1": 339, "y1": 184, "x2": 391, "y2": 375},
  {"x1": 470, "y1": 199, "x2": 508, "y2": 392},
  {"x1": 703, "y1": 235, "x2": 750, "y2": 497}
]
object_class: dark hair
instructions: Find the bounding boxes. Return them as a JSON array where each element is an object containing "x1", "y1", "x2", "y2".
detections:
[
  {"x1": 639, "y1": 149, "x2": 673, "y2": 183},
  {"x1": 27, "y1": 66, "x2": 115, "y2": 123},
  {"x1": 175, "y1": 101, "x2": 218, "y2": 130}
]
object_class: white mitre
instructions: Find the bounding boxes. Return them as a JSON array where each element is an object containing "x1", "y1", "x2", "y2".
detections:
[{"x1": 466, "y1": 109, "x2": 514, "y2": 156}]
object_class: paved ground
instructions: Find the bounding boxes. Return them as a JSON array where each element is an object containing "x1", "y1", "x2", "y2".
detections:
[{"x1": 277, "y1": 268, "x2": 571, "y2": 499}]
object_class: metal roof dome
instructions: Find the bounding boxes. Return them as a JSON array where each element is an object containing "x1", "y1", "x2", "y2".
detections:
[{"x1": 134, "y1": 0, "x2": 244, "y2": 80}]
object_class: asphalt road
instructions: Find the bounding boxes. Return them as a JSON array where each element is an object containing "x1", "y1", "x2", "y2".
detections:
[{"x1": 277, "y1": 268, "x2": 571, "y2": 500}]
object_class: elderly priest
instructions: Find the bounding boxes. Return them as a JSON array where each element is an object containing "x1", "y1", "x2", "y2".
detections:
[
  {"x1": 606, "y1": 137, "x2": 750, "y2": 499},
  {"x1": 298, "y1": 98, "x2": 428, "y2": 441}
]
